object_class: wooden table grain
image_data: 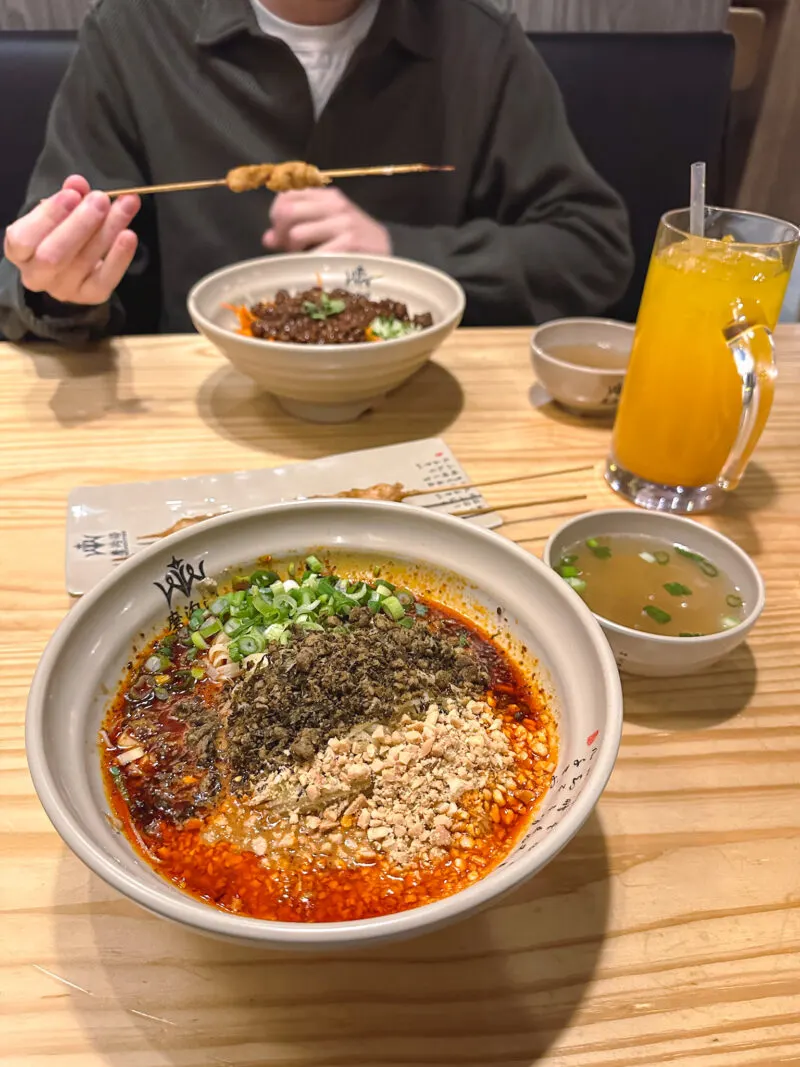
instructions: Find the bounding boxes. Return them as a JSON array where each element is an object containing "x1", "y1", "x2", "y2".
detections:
[{"x1": 1, "y1": 327, "x2": 799, "y2": 1067}]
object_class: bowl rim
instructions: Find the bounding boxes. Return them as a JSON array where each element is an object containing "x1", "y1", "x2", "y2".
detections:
[
  {"x1": 530, "y1": 320, "x2": 633, "y2": 377},
  {"x1": 187, "y1": 252, "x2": 467, "y2": 356},
  {"x1": 543, "y1": 508, "x2": 765, "y2": 645},
  {"x1": 27, "y1": 499, "x2": 622, "y2": 946}
]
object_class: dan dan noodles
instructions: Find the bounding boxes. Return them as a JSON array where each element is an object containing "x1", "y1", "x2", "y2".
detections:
[{"x1": 101, "y1": 555, "x2": 557, "y2": 923}]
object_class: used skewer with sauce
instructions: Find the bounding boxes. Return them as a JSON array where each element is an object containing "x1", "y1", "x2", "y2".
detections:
[{"x1": 136, "y1": 467, "x2": 593, "y2": 544}]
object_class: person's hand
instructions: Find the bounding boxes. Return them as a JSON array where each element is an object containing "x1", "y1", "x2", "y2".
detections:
[
  {"x1": 3, "y1": 175, "x2": 141, "y2": 306},
  {"x1": 263, "y1": 188, "x2": 391, "y2": 255}
]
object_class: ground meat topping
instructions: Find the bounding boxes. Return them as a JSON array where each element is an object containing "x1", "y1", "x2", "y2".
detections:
[
  {"x1": 225, "y1": 614, "x2": 490, "y2": 788},
  {"x1": 248, "y1": 287, "x2": 434, "y2": 344}
]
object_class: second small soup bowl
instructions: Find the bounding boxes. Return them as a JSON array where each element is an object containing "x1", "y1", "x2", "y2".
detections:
[
  {"x1": 531, "y1": 318, "x2": 634, "y2": 415},
  {"x1": 544, "y1": 509, "x2": 764, "y2": 677}
]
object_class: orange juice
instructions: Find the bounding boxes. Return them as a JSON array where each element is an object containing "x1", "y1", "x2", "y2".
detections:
[{"x1": 613, "y1": 238, "x2": 789, "y2": 488}]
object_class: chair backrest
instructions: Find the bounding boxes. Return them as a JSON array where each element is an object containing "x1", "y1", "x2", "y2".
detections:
[
  {"x1": 0, "y1": 32, "x2": 78, "y2": 236},
  {"x1": 529, "y1": 32, "x2": 734, "y2": 321}
]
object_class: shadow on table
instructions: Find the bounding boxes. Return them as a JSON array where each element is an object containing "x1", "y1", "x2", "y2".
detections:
[
  {"x1": 528, "y1": 384, "x2": 617, "y2": 433},
  {"x1": 622, "y1": 642, "x2": 757, "y2": 731},
  {"x1": 23, "y1": 345, "x2": 148, "y2": 426},
  {"x1": 54, "y1": 812, "x2": 609, "y2": 1067},
  {"x1": 704, "y1": 462, "x2": 780, "y2": 558},
  {"x1": 196, "y1": 360, "x2": 464, "y2": 460}
]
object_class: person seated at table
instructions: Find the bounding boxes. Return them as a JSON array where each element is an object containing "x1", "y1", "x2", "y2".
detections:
[{"x1": 0, "y1": 0, "x2": 633, "y2": 345}]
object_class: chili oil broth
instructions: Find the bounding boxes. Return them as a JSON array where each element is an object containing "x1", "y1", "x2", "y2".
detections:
[{"x1": 100, "y1": 600, "x2": 558, "y2": 923}]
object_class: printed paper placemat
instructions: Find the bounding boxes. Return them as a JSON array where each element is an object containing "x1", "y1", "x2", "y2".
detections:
[{"x1": 67, "y1": 438, "x2": 501, "y2": 596}]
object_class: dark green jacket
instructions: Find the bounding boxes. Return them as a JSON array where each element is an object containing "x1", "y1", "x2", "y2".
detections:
[{"x1": 0, "y1": 0, "x2": 633, "y2": 343}]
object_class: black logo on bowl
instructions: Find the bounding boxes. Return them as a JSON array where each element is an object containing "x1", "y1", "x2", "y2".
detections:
[
  {"x1": 345, "y1": 265, "x2": 374, "y2": 295},
  {"x1": 155, "y1": 556, "x2": 207, "y2": 607}
]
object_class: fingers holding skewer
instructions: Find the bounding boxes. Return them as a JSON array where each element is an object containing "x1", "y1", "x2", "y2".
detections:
[{"x1": 6, "y1": 179, "x2": 141, "y2": 306}]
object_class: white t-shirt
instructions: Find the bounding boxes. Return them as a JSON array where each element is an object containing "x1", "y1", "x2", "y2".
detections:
[{"x1": 249, "y1": 0, "x2": 381, "y2": 119}]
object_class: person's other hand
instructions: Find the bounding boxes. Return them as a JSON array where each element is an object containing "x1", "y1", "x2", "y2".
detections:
[
  {"x1": 3, "y1": 175, "x2": 141, "y2": 306},
  {"x1": 263, "y1": 188, "x2": 391, "y2": 255}
]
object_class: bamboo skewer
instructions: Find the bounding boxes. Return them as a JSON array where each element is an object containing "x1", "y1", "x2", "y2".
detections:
[
  {"x1": 501, "y1": 507, "x2": 589, "y2": 529},
  {"x1": 133, "y1": 471, "x2": 591, "y2": 546},
  {"x1": 413, "y1": 464, "x2": 594, "y2": 500},
  {"x1": 102, "y1": 164, "x2": 454, "y2": 199},
  {"x1": 449, "y1": 493, "x2": 587, "y2": 520}
]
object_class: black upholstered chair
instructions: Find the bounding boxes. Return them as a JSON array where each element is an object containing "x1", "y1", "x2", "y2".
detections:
[
  {"x1": 530, "y1": 32, "x2": 734, "y2": 321},
  {"x1": 0, "y1": 32, "x2": 78, "y2": 236}
]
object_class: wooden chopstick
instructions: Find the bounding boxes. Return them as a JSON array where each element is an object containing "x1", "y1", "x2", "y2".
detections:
[
  {"x1": 410, "y1": 464, "x2": 594, "y2": 500},
  {"x1": 102, "y1": 164, "x2": 454, "y2": 199},
  {"x1": 512, "y1": 533, "x2": 550, "y2": 545},
  {"x1": 449, "y1": 493, "x2": 587, "y2": 520},
  {"x1": 501, "y1": 507, "x2": 589, "y2": 529}
]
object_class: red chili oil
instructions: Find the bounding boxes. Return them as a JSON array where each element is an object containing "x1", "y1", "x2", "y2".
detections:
[{"x1": 101, "y1": 600, "x2": 557, "y2": 923}]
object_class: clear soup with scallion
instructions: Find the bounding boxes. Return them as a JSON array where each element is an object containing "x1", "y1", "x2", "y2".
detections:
[{"x1": 555, "y1": 534, "x2": 745, "y2": 637}]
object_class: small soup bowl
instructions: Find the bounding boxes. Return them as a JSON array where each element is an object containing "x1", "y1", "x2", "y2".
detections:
[
  {"x1": 531, "y1": 318, "x2": 634, "y2": 415},
  {"x1": 544, "y1": 509, "x2": 765, "y2": 677}
]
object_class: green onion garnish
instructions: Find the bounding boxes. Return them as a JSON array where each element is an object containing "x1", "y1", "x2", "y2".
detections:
[
  {"x1": 190, "y1": 666, "x2": 205, "y2": 680},
  {"x1": 679, "y1": 632, "x2": 702, "y2": 638},
  {"x1": 586, "y1": 538, "x2": 611, "y2": 559},
  {"x1": 560, "y1": 554, "x2": 578, "y2": 566},
  {"x1": 639, "y1": 552, "x2": 656, "y2": 564},
  {"x1": 643, "y1": 605, "x2": 671, "y2": 624},
  {"x1": 726, "y1": 594, "x2": 743, "y2": 608},
  {"x1": 559, "y1": 565, "x2": 580, "y2": 578},
  {"x1": 565, "y1": 576, "x2": 587, "y2": 593},
  {"x1": 721, "y1": 615, "x2": 740, "y2": 630},
  {"x1": 175, "y1": 562, "x2": 425, "y2": 664},
  {"x1": 654, "y1": 551, "x2": 670, "y2": 565},
  {"x1": 250, "y1": 569, "x2": 279, "y2": 587},
  {"x1": 675, "y1": 545, "x2": 718, "y2": 577},
  {"x1": 381, "y1": 596, "x2": 405, "y2": 621},
  {"x1": 109, "y1": 764, "x2": 131, "y2": 802},
  {"x1": 663, "y1": 582, "x2": 692, "y2": 597}
]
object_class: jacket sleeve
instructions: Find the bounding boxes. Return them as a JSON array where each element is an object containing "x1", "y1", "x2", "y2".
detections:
[
  {"x1": 386, "y1": 18, "x2": 634, "y2": 327},
  {"x1": 0, "y1": 8, "x2": 156, "y2": 345}
]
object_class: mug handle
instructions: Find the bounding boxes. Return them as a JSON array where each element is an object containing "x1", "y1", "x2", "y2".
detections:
[{"x1": 718, "y1": 317, "x2": 777, "y2": 491}]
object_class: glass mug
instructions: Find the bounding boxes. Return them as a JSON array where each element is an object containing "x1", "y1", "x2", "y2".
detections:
[{"x1": 607, "y1": 207, "x2": 799, "y2": 512}]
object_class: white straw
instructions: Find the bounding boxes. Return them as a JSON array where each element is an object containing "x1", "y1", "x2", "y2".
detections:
[{"x1": 689, "y1": 161, "x2": 706, "y2": 237}]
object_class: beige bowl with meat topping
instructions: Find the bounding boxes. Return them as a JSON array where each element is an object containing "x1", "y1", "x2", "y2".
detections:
[{"x1": 188, "y1": 253, "x2": 466, "y2": 424}]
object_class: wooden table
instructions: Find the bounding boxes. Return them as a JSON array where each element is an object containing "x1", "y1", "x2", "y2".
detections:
[{"x1": 1, "y1": 328, "x2": 799, "y2": 1066}]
